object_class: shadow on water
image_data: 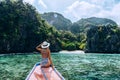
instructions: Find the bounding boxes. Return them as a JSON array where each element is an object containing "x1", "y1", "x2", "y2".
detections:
[{"x1": 0, "y1": 53, "x2": 120, "y2": 80}]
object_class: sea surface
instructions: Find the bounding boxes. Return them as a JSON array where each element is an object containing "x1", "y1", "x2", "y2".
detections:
[{"x1": 0, "y1": 53, "x2": 120, "y2": 80}]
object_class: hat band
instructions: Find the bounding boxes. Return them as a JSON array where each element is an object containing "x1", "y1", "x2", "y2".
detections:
[{"x1": 43, "y1": 44, "x2": 48, "y2": 46}]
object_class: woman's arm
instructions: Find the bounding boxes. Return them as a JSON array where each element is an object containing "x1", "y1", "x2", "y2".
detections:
[{"x1": 36, "y1": 43, "x2": 42, "y2": 51}]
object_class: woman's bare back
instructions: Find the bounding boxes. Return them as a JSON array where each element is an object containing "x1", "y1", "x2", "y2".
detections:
[{"x1": 41, "y1": 49, "x2": 49, "y2": 58}]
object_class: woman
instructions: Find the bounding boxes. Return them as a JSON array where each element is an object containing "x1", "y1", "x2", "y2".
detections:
[
  {"x1": 34, "y1": 41, "x2": 54, "y2": 80},
  {"x1": 36, "y1": 41, "x2": 54, "y2": 69}
]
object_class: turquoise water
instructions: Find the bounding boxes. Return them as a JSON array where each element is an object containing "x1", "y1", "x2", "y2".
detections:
[{"x1": 0, "y1": 53, "x2": 120, "y2": 80}]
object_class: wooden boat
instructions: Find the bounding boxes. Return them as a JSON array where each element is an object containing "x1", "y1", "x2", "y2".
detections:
[{"x1": 26, "y1": 62, "x2": 65, "y2": 80}]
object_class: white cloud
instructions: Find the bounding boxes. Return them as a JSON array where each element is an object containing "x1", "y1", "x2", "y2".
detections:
[
  {"x1": 93, "y1": 2, "x2": 120, "y2": 24},
  {"x1": 64, "y1": 1, "x2": 101, "y2": 21},
  {"x1": 90, "y1": 0, "x2": 115, "y2": 10},
  {"x1": 64, "y1": 0, "x2": 120, "y2": 25},
  {"x1": 109, "y1": 3, "x2": 120, "y2": 25},
  {"x1": 38, "y1": 0, "x2": 47, "y2": 9},
  {"x1": 23, "y1": 0, "x2": 120, "y2": 25},
  {"x1": 24, "y1": 0, "x2": 48, "y2": 9},
  {"x1": 24, "y1": 0, "x2": 35, "y2": 4}
]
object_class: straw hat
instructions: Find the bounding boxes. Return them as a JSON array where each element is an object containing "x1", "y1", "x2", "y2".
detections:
[{"x1": 41, "y1": 41, "x2": 50, "y2": 48}]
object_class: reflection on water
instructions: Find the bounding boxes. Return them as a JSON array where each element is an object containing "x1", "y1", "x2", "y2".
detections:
[{"x1": 0, "y1": 53, "x2": 120, "y2": 80}]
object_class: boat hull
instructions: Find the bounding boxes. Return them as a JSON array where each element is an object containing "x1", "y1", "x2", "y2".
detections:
[{"x1": 26, "y1": 62, "x2": 65, "y2": 80}]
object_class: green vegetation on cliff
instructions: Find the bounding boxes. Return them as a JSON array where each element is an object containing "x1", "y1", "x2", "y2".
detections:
[
  {"x1": 0, "y1": 0, "x2": 83, "y2": 53},
  {"x1": 86, "y1": 24, "x2": 120, "y2": 53},
  {"x1": 41, "y1": 12, "x2": 72, "y2": 30},
  {"x1": 70, "y1": 17, "x2": 117, "y2": 34},
  {"x1": 0, "y1": 0, "x2": 43, "y2": 53},
  {"x1": 0, "y1": 0, "x2": 120, "y2": 53}
]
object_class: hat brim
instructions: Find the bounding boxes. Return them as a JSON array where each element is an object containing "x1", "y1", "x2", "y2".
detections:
[{"x1": 41, "y1": 43, "x2": 50, "y2": 48}]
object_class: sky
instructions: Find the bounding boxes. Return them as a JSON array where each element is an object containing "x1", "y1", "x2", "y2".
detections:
[{"x1": 23, "y1": 0, "x2": 120, "y2": 25}]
